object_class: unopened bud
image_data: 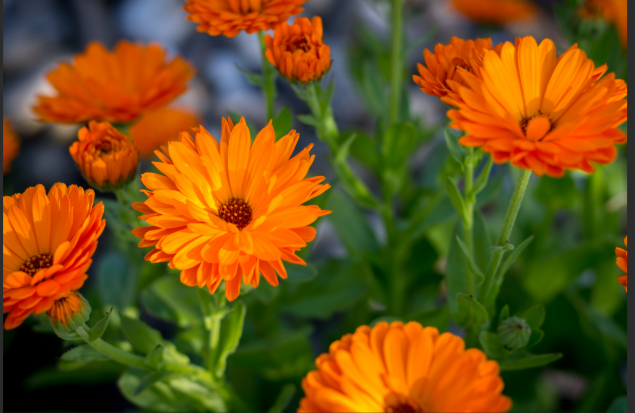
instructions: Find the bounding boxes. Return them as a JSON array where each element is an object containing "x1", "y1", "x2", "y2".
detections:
[
  {"x1": 47, "y1": 291, "x2": 92, "y2": 335},
  {"x1": 497, "y1": 316, "x2": 531, "y2": 350}
]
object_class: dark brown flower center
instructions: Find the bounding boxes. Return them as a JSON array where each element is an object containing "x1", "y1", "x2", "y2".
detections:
[
  {"x1": 385, "y1": 402, "x2": 422, "y2": 413},
  {"x1": 287, "y1": 35, "x2": 312, "y2": 53},
  {"x1": 520, "y1": 113, "x2": 554, "y2": 141},
  {"x1": 218, "y1": 199, "x2": 252, "y2": 230},
  {"x1": 20, "y1": 253, "x2": 53, "y2": 276},
  {"x1": 96, "y1": 141, "x2": 113, "y2": 153}
]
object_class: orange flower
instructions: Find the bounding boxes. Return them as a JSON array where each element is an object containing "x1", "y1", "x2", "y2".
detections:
[
  {"x1": 130, "y1": 108, "x2": 200, "y2": 157},
  {"x1": 413, "y1": 37, "x2": 495, "y2": 107},
  {"x1": 452, "y1": 0, "x2": 537, "y2": 24},
  {"x1": 616, "y1": 236, "x2": 627, "y2": 292},
  {"x1": 3, "y1": 117, "x2": 20, "y2": 175},
  {"x1": 580, "y1": 0, "x2": 627, "y2": 48},
  {"x1": 265, "y1": 16, "x2": 331, "y2": 84},
  {"x1": 33, "y1": 41, "x2": 195, "y2": 124},
  {"x1": 70, "y1": 121, "x2": 139, "y2": 191},
  {"x1": 3, "y1": 183, "x2": 105, "y2": 330},
  {"x1": 184, "y1": 0, "x2": 307, "y2": 38},
  {"x1": 132, "y1": 117, "x2": 331, "y2": 301},
  {"x1": 47, "y1": 291, "x2": 91, "y2": 328},
  {"x1": 299, "y1": 321, "x2": 512, "y2": 412},
  {"x1": 447, "y1": 36, "x2": 627, "y2": 178}
]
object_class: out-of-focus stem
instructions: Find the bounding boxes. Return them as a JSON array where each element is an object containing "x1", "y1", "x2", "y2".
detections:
[
  {"x1": 389, "y1": 0, "x2": 404, "y2": 125},
  {"x1": 258, "y1": 31, "x2": 276, "y2": 122},
  {"x1": 463, "y1": 147, "x2": 475, "y2": 296}
]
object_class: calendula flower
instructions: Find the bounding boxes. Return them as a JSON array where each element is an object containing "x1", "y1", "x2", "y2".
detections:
[
  {"x1": 3, "y1": 117, "x2": 20, "y2": 175},
  {"x1": 132, "y1": 117, "x2": 331, "y2": 301},
  {"x1": 70, "y1": 121, "x2": 139, "y2": 192},
  {"x1": 33, "y1": 41, "x2": 195, "y2": 124},
  {"x1": 3, "y1": 184, "x2": 105, "y2": 330},
  {"x1": 447, "y1": 36, "x2": 627, "y2": 178},
  {"x1": 616, "y1": 236, "x2": 627, "y2": 292},
  {"x1": 264, "y1": 16, "x2": 331, "y2": 84},
  {"x1": 579, "y1": 0, "x2": 627, "y2": 48},
  {"x1": 299, "y1": 321, "x2": 512, "y2": 412},
  {"x1": 47, "y1": 291, "x2": 91, "y2": 330},
  {"x1": 452, "y1": 0, "x2": 537, "y2": 24},
  {"x1": 130, "y1": 108, "x2": 200, "y2": 157},
  {"x1": 413, "y1": 37, "x2": 495, "y2": 107},
  {"x1": 184, "y1": 0, "x2": 307, "y2": 38}
]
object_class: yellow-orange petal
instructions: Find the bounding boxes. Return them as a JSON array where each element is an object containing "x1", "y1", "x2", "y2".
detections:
[
  {"x1": 130, "y1": 108, "x2": 200, "y2": 157},
  {"x1": 616, "y1": 236, "x2": 627, "y2": 292}
]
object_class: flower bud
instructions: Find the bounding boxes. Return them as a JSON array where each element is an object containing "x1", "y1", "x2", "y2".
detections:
[
  {"x1": 70, "y1": 121, "x2": 139, "y2": 192},
  {"x1": 47, "y1": 291, "x2": 92, "y2": 334},
  {"x1": 497, "y1": 316, "x2": 531, "y2": 350}
]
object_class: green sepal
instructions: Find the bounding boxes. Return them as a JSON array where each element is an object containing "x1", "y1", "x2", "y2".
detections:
[{"x1": 50, "y1": 318, "x2": 82, "y2": 340}]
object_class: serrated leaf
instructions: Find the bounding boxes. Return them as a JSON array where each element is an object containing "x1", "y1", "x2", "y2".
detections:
[
  {"x1": 212, "y1": 301, "x2": 246, "y2": 378},
  {"x1": 86, "y1": 308, "x2": 112, "y2": 342},
  {"x1": 62, "y1": 344, "x2": 110, "y2": 362},
  {"x1": 120, "y1": 315, "x2": 164, "y2": 354},
  {"x1": 499, "y1": 353, "x2": 562, "y2": 371},
  {"x1": 478, "y1": 331, "x2": 509, "y2": 359},
  {"x1": 444, "y1": 127, "x2": 466, "y2": 164},
  {"x1": 268, "y1": 384, "x2": 296, "y2": 413},
  {"x1": 454, "y1": 293, "x2": 488, "y2": 329},
  {"x1": 520, "y1": 304, "x2": 546, "y2": 330},
  {"x1": 455, "y1": 234, "x2": 484, "y2": 280}
]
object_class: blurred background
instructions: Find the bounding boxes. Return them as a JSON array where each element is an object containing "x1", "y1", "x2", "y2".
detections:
[{"x1": 3, "y1": 0, "x2": 627, "y2": 412}]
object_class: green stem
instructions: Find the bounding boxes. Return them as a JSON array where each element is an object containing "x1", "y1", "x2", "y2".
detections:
[
  {"x1": 306, "y1": 83, "x2": 338, "y2": 153},
  {"x1": 76, "y1": 327, "x2": 150, "y2": 370},
  {"x1": 258, "y1": 31, "x2": 276, "y2": 122},
  {"x1": 197, "y1": 288, "x2": 224, "y2": 375},
  {"x1": 479, "y1": 169, "x2": 532, "y2": 304},
  {"x1": 389, "y1": 0, "x2": 404, "y2": 124},
  {"x1": 463, "y1": 148, "x2": 475, "y2": 296}
]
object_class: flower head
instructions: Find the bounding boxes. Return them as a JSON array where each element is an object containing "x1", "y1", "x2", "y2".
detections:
[
  {"x1": 616, "y1": 236, "x2": 627, "y2": 292},
  {"x1": 184, "y1": 0, "x2": 307, "y2": 38},
  {"x1": 3, "y1": 117, "x2": 20, "y2": 175},
  {"x1": 47, "y1": 291, "x2": 91, "y2": 330},
  {"x1": 452, "y1": 0, "x2": 537, "y2": 24},
  {"x1": 265, "y1": 16, "x2": 331, "y2": 84},
  {"x1": 33, "y1": 41, "x2": 195, "y2": 124},
  {"x1": 3, "y1": 184, "x2": 105, "y2": 330},
  {"x1": 130, "y1": 108, "x2": 200, "y2": 157},
  {"x1": 447, "y1": 36, "x2": 627, "y2": 177},
  {"x1": 413, "y1": 37, "x2": 495, "y2": 106},
  {"x1": 70, "y1": 121, "x2": 139, "y2": 191},
  {"x1": 132, "y1": 117, "x2": 331, "y2": 301},
  {"x1": 299, "y1": 321, "x2": 511, "y2": 412}
]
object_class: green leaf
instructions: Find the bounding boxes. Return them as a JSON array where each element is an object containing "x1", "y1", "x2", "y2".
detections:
[
  {"x1": 297, "y1": 114, "x2": 322, "y2": 128},
  {"x1": 478, "y1": 331, "x2": 509, "y2": 359},
  {"x1": 272, "y1": 107, "x2": 293, "y2": 140},
  {"x1": 520, "y1": 304, "x2": 546, "y2": 330},
  {"x1": 62, "y1": 344, "x2": 110, "y2": 362},
  {"x1": 97, "y1": 250, "x2": 135, "y2": 310},
  {"x1": 455, "y1": 234, "x2": 484, "y2": 280},
  {"x1": 471, "y1": 156, "x2": 493, "y2": 197},
  {"x1": 472, "y1": 210, "x2": 493, "y2": 281},
  {"x1": 212, "y1": 301, "x2": 246, "y2": 378},
  {"x1": 454, "y1": 293, "x2": 488, "y2": 329},
  {"x1": 497, "y1": 234, "x2": 534, "y2": 280},
  {"x1": 446, "y1": 221, "x2": 468, "y2": 317},
  {"x1": 286, "y1": 263, "x2": 318, "y2": 283},
  {"x1": 141, "y1": 274, "x2": 204, "y2": 327},
  {"x1": 382, "y1": 122, "x2": 418, "y2": 170},
  {"x1": 236, "y1": 64, "x2": 264, "y2": 86},
  {"x1": 86, "y1": 308, "x2": 113, "y2": 342},
  {"x1": 498, "y1": 305, "x2": 510, "y2": 326},
  {"x1": 407, "y1": 306, "x2": 450, "y2": 332},
  {"x1": 134, "y1": 372, "x2": 177, "y2": 396},
  {"x1": 320, "y1": 78, "x2": 335, "y2": 114},
  {"x1": 526, "y1": 329, "x2": 545, "y2": 348},
  {"x1": 268, "y1": 384, "x2": 296, "y2": 413},
  {"x1": 444, "y1": 176, "x2": 468, "y2": 226},
  {"x1": 361, "y1": 61, "x2": 386, "y2": 115},
  {"x1": 26, "y1": 361, "x2": 124, "y2": 390},
  {"x1": 499, "y1": 353, "x2": 562, "y2": 371},
  {"x1": 444, "y1": 127, "x2": 466, "y2": 164},
  {"x1": 120, "y1": 315, "x2": 165, "y2": 354},
  {"x1": 607, "y1": 396, "x2": 627, "y2": 413}
]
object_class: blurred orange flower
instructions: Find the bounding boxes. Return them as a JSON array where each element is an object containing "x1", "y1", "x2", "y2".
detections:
[
  {"x1": 452, "y1": 0, "x2": 537, "y2": 24},
  {"x1": 3, "y1": 117, "x2": 20, "y2": 175},
  {"x1": 132, "y1": 117, "x2": 331, "y2": 301},
  {"x1": 616, "y1": 236, "x2": 627, "y2": 292},
  {"x1": 447, "y1": 36, "x2": 627, "y2": 178},
  {"x1": 265, "y1": 16, "x2": 331, "y2": 84},
  {"x1": 184, "y1": 0, "x2": 307, "y2": 38},
  {"x1": 130, "y1": 108, "x2": 200, "y2": 157},
  {"x1": 33, "y1": 41, "x2": 195, "y2": 124},
  {"x1": 3, "y1": 184, "x2": 105, "y2": 330},
  {"x1": 580, "y1": 0, "x2": 627, "y2": 48},
  {"x1": 413, "y1": 37, "x2": 495, "y2": 107},
  {"x1": 70, "y1": 121, "x2": 139, "y2": 191},
  {"x1": 299, "y1": 321, "x2": 512, "y2": 412}
]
